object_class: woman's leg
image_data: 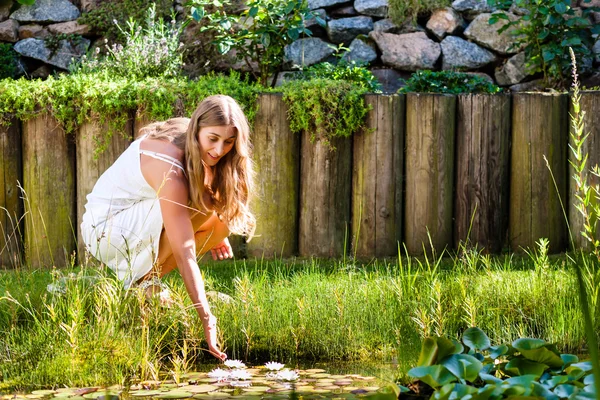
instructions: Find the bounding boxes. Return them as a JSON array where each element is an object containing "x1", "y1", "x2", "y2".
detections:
[{"x1": 140, "y1": 211, "x2": 230, "y2": 281}]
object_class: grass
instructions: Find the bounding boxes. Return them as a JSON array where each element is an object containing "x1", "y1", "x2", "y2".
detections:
[{"x1": 0, "y1": 248, "x2": 598, "y2": 393}]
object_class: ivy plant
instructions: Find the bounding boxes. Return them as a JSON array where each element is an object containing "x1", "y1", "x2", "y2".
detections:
[
  {"x1": 188, "y1": 0, "x2": 325, "y2": 87},
  {"x1": 404, "y1": 327, "x2": 599, "y2": 399},
  {"x1": 399, "y1": 70, "x2": 502, "y2": 94},
  {"x1": 487, "y1": 0, "x2": 600, "y2": 89}
]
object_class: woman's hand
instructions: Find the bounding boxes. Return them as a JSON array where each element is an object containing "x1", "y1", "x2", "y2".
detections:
[
  {"x1": 211, "y1": 238, "x2": 233, "y2": 260},
  {"x1": 203, "y1": 314, "x2": 227, "y2": 361}
]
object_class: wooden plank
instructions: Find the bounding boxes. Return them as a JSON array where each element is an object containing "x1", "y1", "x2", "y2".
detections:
[
  {"x1": 510, "y1": 93, "x2": 568, "y2": 253},
  {"x1": 352, "y1": 94, "x2": 404, "y2": 258},
  {"x1": 134, "y1": 111, "x2": 154, "y2": 139},
  {"x1": 404, "y1": 93, "x2": 456, "y2": 256},
  {"x1": 0, "y1": 118, "x2": 23, "y2": 268},
  {"x1": 247, "y1": 93, "x2": 300, "y2": 258},
  {"x1": 569, "y1": 91, "x2": 600, "y2": 250},
  {"x1": 22, "y1": 113, "x2": 76, "y2": 268},
  {"x1": 455, "y1": 94, "x2": 511, "y2": 253},
  {"x1": 76, "y1": 120, "x2": 132, "y2": 260},
  {"x1": 299, "y1": 128, "x2": 352, "y2": 257}
]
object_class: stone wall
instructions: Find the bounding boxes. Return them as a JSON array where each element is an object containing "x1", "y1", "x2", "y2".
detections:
[{"x1": 0, "y1": 0, "x2": 599, "y2": 90}]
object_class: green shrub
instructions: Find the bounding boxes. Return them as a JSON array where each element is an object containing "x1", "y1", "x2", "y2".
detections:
[
  {"x1": 78, "y1": 0, "x2": 173, "y2": 43},
  {"x1": 388, "y1": 0, "x2": 451, "y2": 26},
  {"x1": 294, "y1": 61, "x2": 382, "y2": 93},
  {"x1": 488, "y1": 0, "x2": 600, "y2": 89},
  {"x1": 74, "y1": 4, "x2": 184, "y2": 80},
  {"x1": 399, "y1": 70, "x2": 502, "y2": 94},
  {"x1": 0, "y1": 44, "x2": 18, "y2": 80}
]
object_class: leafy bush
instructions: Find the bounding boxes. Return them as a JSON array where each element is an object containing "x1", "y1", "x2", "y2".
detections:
[
  {"x1": 488, "y1": 0, "x2": 600, "y2": 89},
  {"x1": 294, "y1": 61, "x2": 382, "y2": 93},
  {"x1": 75, "y1": 4, "x2": 184, "y2": 80},
  {"x1": 403, "y1": 327, "x2": 599, "y2": 399},
  {"x1": 78, "y1": 0, "x2": 173, "y2": 43},
  {"x1": 388, "y1": 0, "x2": 451, "y2": 26},
  {"x1": 189, "y1": 0, "x2": 323, "y2": 86},
  {"x1": 399, "y1": 70, "x2": 502, "y2": 94},
  {"x1": 0, "y1": 44, "x2": 18, "y2": 80},
  {"x1": 277, "y1": 78, "x2": 370, "y2": 147}
]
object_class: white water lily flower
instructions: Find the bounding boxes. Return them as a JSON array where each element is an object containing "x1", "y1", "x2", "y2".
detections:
[
  {"x1": 207, "y1": 368, "x2": 230, "y2": 381},
  {"x1": 229, "y1": 369, "x2": 252, "y2": 380},
  {"x1": 264, "y1": 362, "x2": 285, "y2": 371},
  {"x1": 224, "y1": 359, "x2": 246, "y2": 369},
  {"x1": 276, "y1": 369, "x2": 299, "y2": 381}
]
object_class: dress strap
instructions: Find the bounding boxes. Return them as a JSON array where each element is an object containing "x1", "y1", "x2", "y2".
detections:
[{"x1": 139, "y1": 149, "x2": 187, "y2": 177}]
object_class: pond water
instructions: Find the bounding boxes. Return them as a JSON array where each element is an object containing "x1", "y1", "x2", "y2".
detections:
[{"x1": 2, "y1": 362, "x2": 400, "y2": 400}]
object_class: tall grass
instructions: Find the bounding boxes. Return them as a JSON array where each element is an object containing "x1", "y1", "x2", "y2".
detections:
[{"x1": 0, "y1": 251, "x2": 593, "y2": 392}]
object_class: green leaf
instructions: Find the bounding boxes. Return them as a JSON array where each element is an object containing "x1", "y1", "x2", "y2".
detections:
[
  {"x1": 463, "y1": 327, "x2": 491, "y2": 351},
  {"x1": 249, "y1": 6, "x2": 259, "y2": 17},
  {"x1": 562, "y1": 37, "x2": 582, "y2": 46},
  {"x1": 408, "y1": 365, "x2": 457, "y2": 389},
  {"x1": 513, "y1": 338, "x2": 546, "y2": 351},
  {"x1": 539, "y1": 6, "x2": 550, "y2": 14},
  {"x1": 537, "y1": 29, "x2": 550, "y2": 40},
  {"x1": 519, "y1": 347, "x2": 563, "y2": 368},
  {"x1": 543, "y1": 375, "x2": 569, "y2": 389},
  {"x1": 315, "y1": 15, "x2": 326, "y2": 27},
  {"x1": 287, "y1": 27, "x2": 299, "y2": 40},
  {"x1": 16, "y1": 0, "x2": 36, "y2": 4},
  {"x1": 417, "y1": 337, "x2": 461, "y2": 367},
  {"x1": 191, "y1": 7, "x2": 205, "y2": 21},
  {"x1": 489, "y1": 345, "x2": 508, "y2": 359},
  {"x1": 433, "y1": 383, "x2": 478, "y2": 400},
  {"x1": 441, "y1": 354, "x2": 483, "y2": 382},
  {"x1": 219, "y1": 19, "x2": 232, "y2": 30},
  {"x1": 479, "y1": 372, "x2": 502, "y2": 384},
  {"x1": 565, "y1": 366, "x2": 586, "y2": 381},
  {"x1": 554, "y1": 384, "x2": 579, "y2": 398},
  {"x1": 554, "y1": 2, "x2": 567, "y2": 13},
  {"x1": 571, "y1": 362, "x2": 594, "y2": 372},
  {"x1": 561, "y1": 354, "x2": 579, "y2": 368},
  {"x1": 505, "y1": 358, "x2": 548, "y2": 378}
]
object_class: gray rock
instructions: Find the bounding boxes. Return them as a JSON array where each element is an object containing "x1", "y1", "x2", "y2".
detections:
[
  {"x1": 581, "y1": 0, "x2": 600, "y2": 7},
  {"x1": 451, "y1": 0, "x2": 494, "y2": 18},
  {"x1": 464, "y1": 72, "x2": 495, "y2": 83},
  {"x1": 0, "y1": 1, "x2": 12, "y2": 22},
  {"x1": 592, "y1": 11, "x2": 600, "y2": 24},
  {"x1": 374, "y1": 18, "x2": 425, "y2": 34},
  {"x1": 274, "y1": 71, "x2": 303, "y2": 87},
  {"x1": 308, "y1": 0, "x2": 350, "y2": 10},
  {"x1": 30, "y1": 64, "x2": 52, "y2": 79},
  {"x1": 48, "y1": 21, "x2": 91, "y2": 35},
  {"x1": 18, "y1": 24, "x2": 50, "y2": 39},
  {"x1": 354, "y1": 0, "x2": 388, "y2": 17},
  {"x1": 14, "y1": 37, "x2": 90, "y2": 70},
  {"x1": 441, "y1": 36, "x2": 497, "y2": 69},
  {"x1": 11, "y1": 0, "x2": 80, "y2": 23},
  {"x1": 426, "y1": 7, "x2": 464, "y2": 40},
  {"x1": 495, "y1": 52, "x2": 528, "y2": 85},
  {"x1": 284, "y1": 37, "x2": 336, "y2": 68},
  {"x1": 80, "y1": 0, "x2": 100, "y2": 12},
  {"x1": 464, "y1": 12, "x2": 525, "y2": 55},
  {"x1": 327, "y1": 16, "x2": 373, "y2": 44},
  {"x1": 593, "y1": 39, "x2": 600, "y2": 63},
  {"x1": 341, "y1": 38, "x2": 377, "y2": 64},
  {"x1": 508, "y1": 2, "x2": 529, "y2": 15},
  {"x1": 370, "y1": 68, "x2": 410, "y2": 93},
  {"x1": 509, "y1": 78, "x2": 544, "y2": 92},
  {"x1": 0, "y1": 18, "x2": 19, "y2": 42},
  {"x1": 582, "y1": 71, "x2": 600, "y2": 88},
  {"x1": 370, "y1": 31, "x2": 441, "y2": 70}
]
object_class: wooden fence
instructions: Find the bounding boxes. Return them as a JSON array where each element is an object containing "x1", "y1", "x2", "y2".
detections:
[{"x1": 1, "y1": 91, "x2": 599, "y2": 268}]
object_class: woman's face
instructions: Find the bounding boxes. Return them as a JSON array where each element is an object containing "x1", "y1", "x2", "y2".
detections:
[{"x1": 198, "y1": 125, "x2": 236, "y2": 167}]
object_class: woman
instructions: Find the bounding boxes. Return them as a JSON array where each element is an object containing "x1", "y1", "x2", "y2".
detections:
[{"x1": 81, "y1": 95, "x2": 256, "y2": 361}]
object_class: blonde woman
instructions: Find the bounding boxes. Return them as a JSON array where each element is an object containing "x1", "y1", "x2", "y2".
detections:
[{"x1": 81, "y1": 95, "x2": 256, "y2": 361}]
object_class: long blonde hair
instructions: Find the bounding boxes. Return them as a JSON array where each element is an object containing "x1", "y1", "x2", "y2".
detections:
[{"x1": 142, "y1": 96, "x2": 256, "y2": 239}]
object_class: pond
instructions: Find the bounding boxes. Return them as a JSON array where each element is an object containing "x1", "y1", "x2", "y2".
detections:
[{"x1": 1, "y1": 362, "x2": 401, "y2": 400}]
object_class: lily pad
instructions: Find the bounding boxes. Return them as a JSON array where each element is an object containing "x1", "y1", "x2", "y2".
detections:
[
  {"x1": 505, "y1": 358, "x2": 548, "y2": 378},
  {"x1": 154, "y1": 392, "x2": 193, "y2": 399},
  {"x1": 305, "y1": 369, "x2": 327, "y2": 374},
  {"x1": 82, "y1": 391, "x2": 120, "y2": 400},
  {"x1": 186, "y1": 386, "x2": 219, "y2": 394},
  {"x1": 440, "y1": 354, "x2": 483, "y2": 382},
  {"x1": 463, "y1": 327, "x2": 491, "y2": 351},
  {"x1": 130, "y1": 390, "x2": 164, "y2": 397},
  {"x1": 32, "y1": 391, "x2": 57, "y2": 396}
]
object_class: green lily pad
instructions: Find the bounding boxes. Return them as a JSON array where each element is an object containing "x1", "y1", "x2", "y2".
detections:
[
  {"x1": 554, "y1": 384, "x2": 578, "y2": 398},
  {"x1": 154, "y1": 392, "x2": 193, "y2": 399},
  {"x1": 505, "y1": 358, "x2": 548, "y2": 378},
  {"x1": 462, "y1": 327, "x2": 491, "y2": 351},
  {"x1": 566, "y1": 366, "x2": 586, "y2": 381},
  {"x1": 489, "y1": 345, "x2": 509, "y2": 359},
  {"x1": 440, "y1": 354, "x2": 483, "y2": 382},
  {"x1": 32, "y1": 391, "x2": 57, "y2": 396},
  {"x1": 305, "y1": 369, "x2": 326, "y2": 374},
  {"x1": 130, "y1": 391, "x2": 164, "y2": 397},
  {"x1": 186, "y1": 386, "x2": 219, "y2": 394},
  {"x1": 82, "y1": 391, "x2": 120, "y2": 400},
  {"x1": 242, "y1": 387, "x2": 270, "y2": 392},
  {"x1": 192, "y1": 394, "x2": 230, "y2": 399},
  {"x1": 408, "y1": 365, "x2": 456, "y2": 389},
  {"x1": 26, "y1": 395, "x2": 45, "y2": 399},
  {"x1": 417, "y1": 337, "x2": 460, "y2": 367}
]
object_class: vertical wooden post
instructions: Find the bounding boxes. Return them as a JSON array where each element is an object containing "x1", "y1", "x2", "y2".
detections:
[
  {"x1": 299, "y1": 131, "x2": 353, "y2": 258},
  {"x1": 455, "y1": 94, "x2": 511, "y2": 253},
  {"x1": 510, "y1": 93, "x2": 568, "y2": 253},
  {"x1": 0, "y1": 118, "x2": 23, "y2": 268},
  {"x1": 569, "y1": 90, "x2": 600, "y2": 251},
  {"x1": 247, "y1": 93, "x2": 300, "y2": 258},
  {"x1": 22, "y1": 113, "x2": 76, "y2": 268},
  {"x1": 76, "y1": 121, "x2": 132, "y2": 259},
  {"x1": 405, "y1": 93, "x2": 456, "y2": 256},
  {"x1": 352, "y1": 94, "x2": 404, "y2": 258}
]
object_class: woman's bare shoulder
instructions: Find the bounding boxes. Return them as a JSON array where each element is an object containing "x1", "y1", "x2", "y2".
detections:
[{"x1": 139, "y1": 137, "x2": 184, "y2": 163}]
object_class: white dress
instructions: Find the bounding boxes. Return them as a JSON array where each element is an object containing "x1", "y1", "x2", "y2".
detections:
[{"x1": 81, "y1": 136, "x2": 185, "y2": 288}]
